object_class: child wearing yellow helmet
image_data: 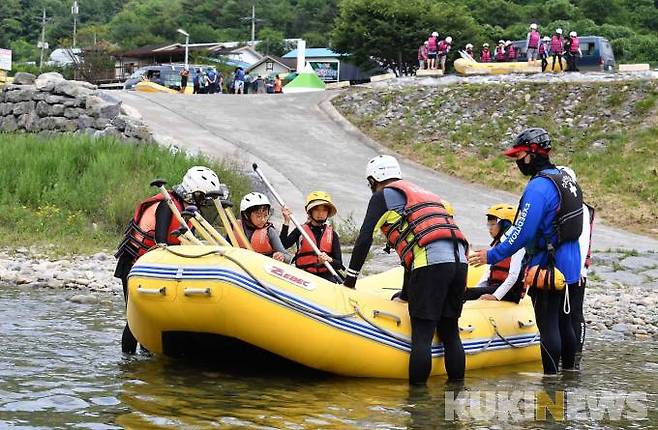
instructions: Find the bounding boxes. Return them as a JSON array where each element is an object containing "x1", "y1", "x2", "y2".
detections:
[
  {"x1": 465, "y1": 203, "x2": 526, "y2": 303},
  {"x1": 280, "y1": 191, "x2": 344, "y2": 282}
]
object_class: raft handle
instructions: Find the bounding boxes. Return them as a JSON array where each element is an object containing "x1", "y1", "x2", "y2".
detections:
[
  {"x1": 137, "y1": 286, "x2": 166, "y2": 296},
  {"x1": 459, "y1": 325, "x2": 475, "y2": 333},
  {"x1": 518, "y1": 319, "x2": 536, "y2": 328},
  {"x1": 372, "y1": 310, "x2": 401, "y2": 326},
  {"x1": 184, "y1": 287, "x2": 212, "y2": 297}
]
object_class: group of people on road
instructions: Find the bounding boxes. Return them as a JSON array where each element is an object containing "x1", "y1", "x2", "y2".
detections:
[
  {"x1": 115, "y1": 127, "x2": 594, "y2": 384},
  {"x1": 419, "y1": 23, "x2": 584, "y2": 73},
  {"x1": 179, "y1": 66, "x2": 284, "y2": 95}
]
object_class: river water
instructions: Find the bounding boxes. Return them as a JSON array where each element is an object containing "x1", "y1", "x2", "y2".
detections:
[{"x1": 1, "y1": 285, "x2": 656, "y2": 429}]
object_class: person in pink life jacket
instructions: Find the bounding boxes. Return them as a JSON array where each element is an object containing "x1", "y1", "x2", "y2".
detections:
[
  {"x1": 465, "y1": 43, "x2": 474, "y2": 59},
  {"x1": 539, "y1": 36, "x2": 550, "y2": 72},
  {"x1": 427, "y1": 31, "x2": 439, "y2": 69},
  {"x1": 495, "y1": 40, "x2": 506, "y2": 62},
  {"x1": 550, "y1": 28, "x2": 565, "y2": 72},
  {"x1": 418, "y1": 41, "x2": 429, "y2": 70},
  {"x1": 566, "y1": 31, "x2": 582, "y2": 72},
  {"x1": 480, "y1": 43, "x2": 491, "y2": 63},
  {"x1": 526, "y1": 23, "x2": 541, "y2": 62},
  {"x1": 506, "y1": 40, "x2": 517, "y2": 61},
  {"x1": 437, "y1": 36, "x2": 452, "y2": 72}
]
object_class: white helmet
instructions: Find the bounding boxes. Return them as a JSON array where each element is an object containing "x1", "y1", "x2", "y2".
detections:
[
  {"x1": 505, "y1": 40, "x2": 512, "y2": 46},
  {"x1": 465, "y1": 43, "x2": 473, "y2": 49},
  {"x1": 431, "y1": 31, "x2": 439, "y2": 37},
  {"x1": 181, "y1": 166, "x2": 220, "y2": 196},
  {"x1": 543, "y1": 36, "x2": 551, "y2": 42},
  {"x1": 366, "y1": 155, "x2": 402, "y2": 182},
  {"x1": 240, "y1": 192, "x2": 271, "y2": 213},
  {"x1": 557, "y1": 166, "x2": 577, "y2": 182},
  {"x1": 483, "y1": 43, "x2": 490, "y2": 47},
  {"x1": 556, "y1": 28, "x2": 563, "y2": 35},
  {"x1": 498, "y1": 39, "x2": 505, "y2": 44},
  {"x1": 530, "y1": 23, "x2": 538, "y2": 30},
  {"x1": 445, "y1": 36, "x2": 453, "y2": 44},
  {"x1": 570, "y1": 31, "x2": 577, "y2": 37}
]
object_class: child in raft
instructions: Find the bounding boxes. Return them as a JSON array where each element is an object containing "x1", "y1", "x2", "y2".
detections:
[
  {"x1": 233, "y1": 192, "x2": 291, "y2": 262},
  {"x1": 280, "y1": 191, "x2": 344, "y2": 282},
  {"x1": 464, "y1": 204, "x2": 526, "y2": 303}
]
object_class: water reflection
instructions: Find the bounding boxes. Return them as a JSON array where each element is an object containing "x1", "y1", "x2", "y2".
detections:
[{"x1": 0, "y1": 285, "x2": 656, "y2": 429}]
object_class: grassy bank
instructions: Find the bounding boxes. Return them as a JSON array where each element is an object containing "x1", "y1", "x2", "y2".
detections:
[
  {"x1": 334, "y1": 80, "x2": 658, "y2": 237},
  {"x1": 0, "y1": 133, "x2": 251, "y2": 255}
]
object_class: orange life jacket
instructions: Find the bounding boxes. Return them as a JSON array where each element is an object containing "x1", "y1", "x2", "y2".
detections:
[
  {"x1": 489, "y1": 257, "x2": 512, "y2": 284},
  {"x1": 120, "y1": 192, "x2": 187, "y2": 259},
  {"x1": 380, "y1": 180, "x2": 468, "y2": 269},
  {"x1": 234, "y1": 220, "x2": 274, "y2": 255},
  {"x1": 295, "y1": 224, "x2": 333, "y2": 274}
]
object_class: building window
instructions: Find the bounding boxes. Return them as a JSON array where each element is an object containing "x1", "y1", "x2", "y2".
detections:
[{"x1": 265, "y1": 61, "x2": 273, "y2": 71}]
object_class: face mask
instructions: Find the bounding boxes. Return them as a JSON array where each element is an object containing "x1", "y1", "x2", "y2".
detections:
[{"x1": 516, "y1": 157, "x2": 536, "y2": 176}]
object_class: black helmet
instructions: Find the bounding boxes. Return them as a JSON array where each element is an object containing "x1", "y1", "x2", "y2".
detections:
[{"x1": 504, "y1": 128, "x2": 551, "y2": 157}]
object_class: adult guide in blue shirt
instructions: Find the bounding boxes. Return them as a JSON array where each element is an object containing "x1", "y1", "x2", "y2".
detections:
[{"x1": 486, "y1": 168, "x2": 581, "y2": 284}]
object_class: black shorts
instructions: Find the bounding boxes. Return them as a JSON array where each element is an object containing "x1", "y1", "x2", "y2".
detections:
[{"x1": 407, "y1": 262, "x2": 467, "y2": 320}]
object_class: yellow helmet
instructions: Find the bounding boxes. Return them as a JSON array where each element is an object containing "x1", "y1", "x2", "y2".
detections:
[
  {"x1": 305, "y1": 191, "x2": 337, "y2": 217},
  {"x1": 441, "y1": 199, "x2": 455, "y2": 217},
  {"x1": 486, "y1": 203, "x2": 517, "y2": 223}
]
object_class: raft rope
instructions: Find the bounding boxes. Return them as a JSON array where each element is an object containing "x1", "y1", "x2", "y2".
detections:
[
  {"x1": 157, "y1": 245, "x2": 358, "y2": 320},
  {"x1": 154, "y1": 245, "x2": 540, "y2": 351}
]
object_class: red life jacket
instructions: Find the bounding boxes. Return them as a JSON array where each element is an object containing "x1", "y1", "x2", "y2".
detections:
[
  {"x1": 125, "y1": 192, "x2": 186, "y2": 258},
  {"x1": 551, "y1": 35, "x2": 563, "y2": 54},
  {"x1": 427, "y1": 36, "x2": 437, "y2": 51},
  {"x1": 418, "y1": 45, "x2": 427, "y2": 60},
  {"x1": 380, "y1": 180, "x2": 468, "y2": 269},
  {"x1": 539, "y1": 43, "x2": 546, "y2": 56},
  {"x1": 570, "y1": 36, "x2": 580, "y2": 53},
  {"x1": 489, "y1": 256, "x2": 512, "y2": 284},
  {"x1": 294, "y1": 224, "x2": 333, "y2": 274},
  {"x1": 438, "y1": 40, "x2": 450, "y2": 55},
  {"x1": 528, "y1": 31, "x2": 540, "y2": 49},
  {"x1": 235, "y1": 220, "x2": 274, "y2": 255},
  {"x1": 495, "y1": 46, "x2": 506, "y2": 61},
  {"x1": 466, "y1": 48, "x2": 473, "y2": 57},
  {"x1": 481, "y1": 49, "x2": 491, "y2": 62},
  {"x1": 507, "y1": 45, "x2": 517, "y2": 60}
]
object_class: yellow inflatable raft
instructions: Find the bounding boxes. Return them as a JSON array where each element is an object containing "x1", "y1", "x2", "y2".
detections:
[
  {"x1": 454, "y1": 58, "x2": 567, "y2": 75},
  {"x1": 128, "y1": 245, "x2": 540, "y2": 379},
  {"x1": 135, "y1": 81, "x2": 193, "y2": 94}
]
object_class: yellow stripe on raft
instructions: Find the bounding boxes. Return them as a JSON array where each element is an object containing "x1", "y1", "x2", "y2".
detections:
[{"x1": 128, "y1": 246, "x2": 540, "y2": 379}]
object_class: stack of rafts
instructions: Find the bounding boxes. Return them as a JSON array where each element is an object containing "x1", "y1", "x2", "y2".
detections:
[{"x1": 283, "y1": 63, "x2": 326, "y2": 93}]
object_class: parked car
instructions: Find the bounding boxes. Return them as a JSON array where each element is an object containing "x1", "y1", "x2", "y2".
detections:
[
  {"x1": 123, "y1": 65, "x2": 216, "y2": 90},
  {"x1": 509, "y1": 36, "x2": 615, "y2": 72}
]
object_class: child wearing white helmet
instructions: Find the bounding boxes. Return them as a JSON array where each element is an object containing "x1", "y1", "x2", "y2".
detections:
[
  {"x1": 565, "y1": 31, "x2": 582, "y2": 72},
  {"x1": 114, "y1": 165, "x2": 222, "y2": 354},
  {"x1": 539, "y1": 36, "x2": 551, "y2": 71},
  {"x1": 526, "y1": 23, "x2": 541, "y2": 62},
  {"x1": 551, "y1": 28, "x2": 565, "y2": 71},
  {"x1": 236, "y1": 192, "x2": 290, "y2": 262},
  {"x1": 495, "y1": 40, "x2": 506, "y2": 62},
  {"x1": 280, "y1": 191, "x2": 344, "y2": 282},
  {"x1": 418, "y1": 41, "x2": 429, "y2": 70},
  {"x1": 480, "y1": 43, "x2": 492, "y2": 63},
  {"x1": 437, "y1": 36, "x2": 452, "y2": 72},
  {"x1": 464, "y1": 43, "x2": 474, "y2": 58}
]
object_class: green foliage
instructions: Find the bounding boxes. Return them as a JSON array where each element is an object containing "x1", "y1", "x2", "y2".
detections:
[
  {"x1": 0, "y1": 133, "x2": 251, "y2": 254},
  {"x1": 255, "y1": 28, "x2": 287, "y2": 57}
]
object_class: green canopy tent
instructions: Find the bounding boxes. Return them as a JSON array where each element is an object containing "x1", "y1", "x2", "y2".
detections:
[{"x1": 282, "y1": 62, "x2": 326, "y2": 93}]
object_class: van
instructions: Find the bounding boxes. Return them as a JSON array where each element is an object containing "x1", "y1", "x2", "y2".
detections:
[{"x1": 510, "y1": 36, "x2": 615, "y2": 72}]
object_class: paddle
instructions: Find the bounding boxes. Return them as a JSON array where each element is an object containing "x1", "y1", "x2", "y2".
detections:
[
  {"x1": 184, "y1": 205, "x2": 231, "y2": 246},
  {"x1": 150, "y1": 179, "x2": 202, "y2": 245},
  {"x1": 182, "y1": 207, "x2": 219, "y2": 245},
  {"x1": 252, "y1": 163, "x2": 343, "y2": 282},
  {"x1": 207, "y1": 190, "x2": 253, "y2": 250}
]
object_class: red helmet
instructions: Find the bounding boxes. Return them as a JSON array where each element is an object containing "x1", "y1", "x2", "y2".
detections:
[{"x1": 504, "y1": 128, "x2": 552, "y2": 157}]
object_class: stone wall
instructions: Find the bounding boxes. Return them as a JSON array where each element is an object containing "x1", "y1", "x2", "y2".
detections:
[{"x1": 0, "y1": 72, "x2": 152, "y2": 142}]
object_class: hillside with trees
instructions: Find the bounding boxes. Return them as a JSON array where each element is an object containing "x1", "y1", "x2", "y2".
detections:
[{"x1": 1, "y1": 0, "x2": 657, "y2": 68}]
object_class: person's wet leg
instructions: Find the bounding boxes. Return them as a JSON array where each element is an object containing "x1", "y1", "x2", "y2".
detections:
[
  {"x1": 438, "y1": 317, "x2": 465, "y2": 380},
  {"x1": 560, "y1": 285, "x2": 578, "y2": 370},
  {"x1": 409, "y1": 317, "x2": 436, "y2": 384},
  {"x1": 533, "y1": 293, "x2": 562, "y2": 374}
]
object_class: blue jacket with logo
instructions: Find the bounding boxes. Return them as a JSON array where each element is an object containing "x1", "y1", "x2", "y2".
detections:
[{"x1": 487, "y1": 168, "x2": 581, "y2": 284}]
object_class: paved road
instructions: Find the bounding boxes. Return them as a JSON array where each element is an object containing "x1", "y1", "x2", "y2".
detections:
[{"x1": 116, "y1": 90, "x2": 658, "y2": 251}]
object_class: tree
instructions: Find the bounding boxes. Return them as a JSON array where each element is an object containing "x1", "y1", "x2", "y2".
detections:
[{"x1": 255, "y1": 28, "x2": 286, "y2": 56}]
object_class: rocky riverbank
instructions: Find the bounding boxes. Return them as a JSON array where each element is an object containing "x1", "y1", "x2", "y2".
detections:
[{"x1": 1, "y1": 246, "x2": 657, "y2": 339}]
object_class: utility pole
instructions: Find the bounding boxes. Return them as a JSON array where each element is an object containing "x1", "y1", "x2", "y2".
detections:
[
  {"x1": 72, "y1": 1, "x2": 79, "y2": 48},
  {"x1": 241, "y1": 2, "x2": 263, "y2": 47},
  {"x1": 38, "y1": 8, "x2": 49, "y2": 69}
]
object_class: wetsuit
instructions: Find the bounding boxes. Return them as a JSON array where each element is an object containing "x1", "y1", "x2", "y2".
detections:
[
  {"x1": 280, "y1": 223, "x2": 344, "y2": 281},
  {"x1": 572, "y1": 203, "x2": 592, "y2": 367},
  {"x1": 347, "y1": 187, "x2": 468, "y2": 383},
  {"x1": 487, "y1": 165, "x2": 581, "y2": 374}
]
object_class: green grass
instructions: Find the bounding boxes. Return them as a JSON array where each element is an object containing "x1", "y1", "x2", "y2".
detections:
[{"x1": 0, "y1": 133, "x2": 251, "y2": 255}]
